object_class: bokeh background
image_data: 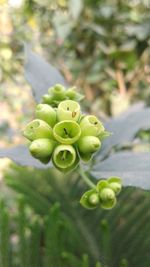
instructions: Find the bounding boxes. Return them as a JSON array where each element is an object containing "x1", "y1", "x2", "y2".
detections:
[{"x1": 0, "y1": 1, "x2": 150, "y2": 267}]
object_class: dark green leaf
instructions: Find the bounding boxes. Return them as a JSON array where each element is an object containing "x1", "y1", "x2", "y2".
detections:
[
  {"x1": 91, "y1": 151, "x2": 150, "y2": 190},
  {"x1": 0, "y1": 145, "x2": 51, "y2": 168},
  {"x1": 24, "y1": 45, "x2": 67, "y2": 102},
  {"x1": 99, "y1": 105, "x2": 150, "y2": 160}
]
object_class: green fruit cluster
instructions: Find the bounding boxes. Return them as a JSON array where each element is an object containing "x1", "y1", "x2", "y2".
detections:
[
  {"x1": 80, "y1": 177, "x2": 122, "y2": 210},
  {"x1": 23, "y1": 84, "x2": 108, "y2": 172}
]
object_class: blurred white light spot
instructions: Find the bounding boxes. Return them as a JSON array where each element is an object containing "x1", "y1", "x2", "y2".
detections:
[{"x1": 8, "y1": 0, "x2": 23, "y2": 8}]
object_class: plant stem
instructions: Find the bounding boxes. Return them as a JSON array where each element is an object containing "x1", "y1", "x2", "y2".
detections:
[
  {"x1": 115, "y1": 67, "x2": 126, "y2": 96},
  {"x1": 78, "y1": 165, "x2": 95, "y2": 189}
]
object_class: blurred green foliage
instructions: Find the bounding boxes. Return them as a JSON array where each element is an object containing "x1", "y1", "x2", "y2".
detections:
[
  {"x1": 1, "y1": 0, "x2": 150, "y2": 115},
  {"x1": 0, "y1": 163, "x2": 150, "y2": 267}
]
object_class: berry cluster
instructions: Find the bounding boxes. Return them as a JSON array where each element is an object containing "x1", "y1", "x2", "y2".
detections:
[
  {"x1": 80, "y1": 177, "x2": 122, "y2": 210},
  {"x1": 23, "y1": 84, "x2": 108, "y2": 172}
]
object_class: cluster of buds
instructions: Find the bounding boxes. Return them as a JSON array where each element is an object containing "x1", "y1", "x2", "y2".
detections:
[
  {"x1": 80, "y1": 177, "x2": 122, "y2": 210},
  {"x1": 42, "y1": 84, "x2": 84, "y2": 107},
  {"x1": 23, "y1": 84, "x2": 108, "y2": 172}
]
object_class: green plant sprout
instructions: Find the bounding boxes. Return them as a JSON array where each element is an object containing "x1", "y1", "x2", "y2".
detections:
[{"x1": 23, "y1": 84, "x2": 122, "y2": 210}]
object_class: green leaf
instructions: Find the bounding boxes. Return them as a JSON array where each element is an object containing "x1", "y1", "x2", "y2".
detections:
[
  {"x1": 98, "y1": 105, "x2": 150, "y2": 160},
  {"x1": 91, "y1": 152, "x2": 150, "y2": 190},
  {"x1": 0, "y1": 145, "x2": 51, "y2": 168},
  {"x1": 24, "y1": 45, "x2": 67, "y2": 102}
]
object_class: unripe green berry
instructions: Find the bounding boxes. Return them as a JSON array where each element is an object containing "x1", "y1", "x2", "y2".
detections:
[
  {"x1": 100, "y1": 198, "x2": 116, "y2": 210},
  {"x1": 80, "y1": 189, "x2": 99, "y2": 209},
  {"x1": 88, "y1": 193, "x2": 99, "y2": 206},
  {"x1": 96, "y1": 180, "x2": 109, "y2": 192},
  {"x1": 48, "y1": 84, "x2": 66, "y2": 101},
  {"x1": 52, "y1": 144, "x2": 76, "y2": 169},
  {"x1": 109, "y1": 182, "x2": 121, "y2": 195},
  {"x1": 65, "y1": 87, "x2": 84, "y2": 101},
  {"x1": 100, "y1": 188, "x2": 116, "y2": 210},
  {"x1": 35, "y1": 104, "x2": 56, "y2": 128},
  {"x1": 77, "y1": 136, "x2": 101, "y2": 154},
  {"x1": 100, "y1": 188, "x2": 115, "y2": 201},
  {"x1": 53, "y1": 120, "x2": 81, "y2": 145},
  {"x1": 65, "y1": 87, "x2": 77, "y2": 99},
  {"x1": 108, "y1": 177, "x2": 122, "y2": 195},
  {"x1": 23, "y1": 119, "x2": 53, "y2": 141},
  {"x1": 42, "y1": 94, "x2": 54, "y2": 105},
  {"x1": 57, "y1": 100, "x2": 80, "y2": 122},
  {"x1": 29, "y1": 138, "x2": 56, "y2": 159},
  {"x1": 79, "y1": 115, "x2": 104, "y2": 137}
]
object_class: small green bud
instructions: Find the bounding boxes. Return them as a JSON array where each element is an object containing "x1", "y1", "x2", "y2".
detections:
[
  {"x1": 35, "y1": 104, "x2": 56, "y2": 128},
  {"x1": 65, "y1": 87, "x2": 77, "y2": 99},
  {"x1": 98, "y1": 130, "x2": 111, "y2": 141},
  {"x1": 42, "y1": 94, "x2": 54, "y2": 105},
  {"x1": 29, "y1": 138, "x2": 56, "y2": 159},
  {"x1": 109, "y1": 182, "x2": 121, "y2": 195},
  {"x1": 79, "y1": 115, "x2": 104, "y2": 137},
  {"x1": 99, "y1": 188, "x2": 116, "y2": 210},
  {"x1": 65, "y1": 87, "x2": 84, "y2": 101},
  {"x1": 100, "y1": 188, "x2": 115, "y2": 202},
  {"x1": 89, "y1": 193, "x2": 99, "y2": 206},
  {"x1": 75, "y1": 92, "x2": 85, "y2": 102},
  {"x1": 96, "y1": 180, "x2": 109, "y2": 192},
  {"x1": 80, "y1": 189, "x2": 99, "y2": 209},
  {"x1": 52, "y1": 144, "x2": 76, "y2": 169},
  {"x1": 48, "y1": 84, "x2": 66, "y2": 101},
  {"x1": 23, "y1": 119, "x2": 53, "y2": 141},
  {"x1": 53, "y1": 120, "x2": 81, "y2": 145},
  {"x1": 108, "y1": 177, "x2": 122, "y2": 195},
  {"x1": 77, "y1": 136, "x2": 101, "y2": 154},
  {"x1": 57, "y1": 100, "x2": 81, "y2": 122}
]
